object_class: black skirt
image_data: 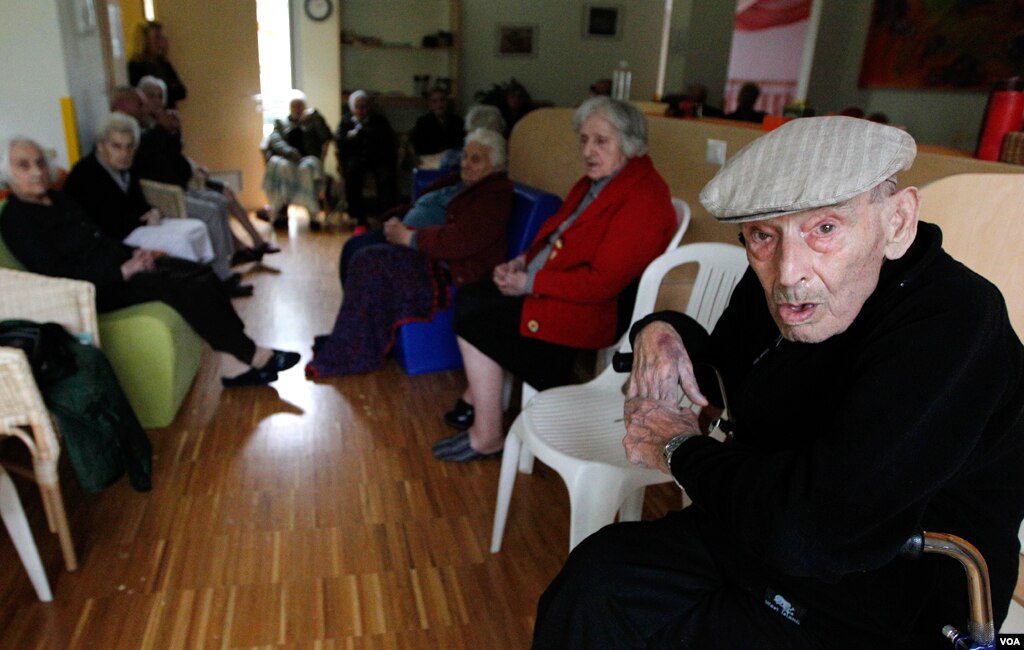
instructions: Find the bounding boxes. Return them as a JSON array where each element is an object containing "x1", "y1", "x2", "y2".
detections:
[{"x1": 454, "y1": 280, "x2": 579, "y2": 390}]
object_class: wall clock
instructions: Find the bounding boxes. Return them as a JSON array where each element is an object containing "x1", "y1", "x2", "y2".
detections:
[{"x1": 304, "y1": 0, "x2": 333, "y2": 22}]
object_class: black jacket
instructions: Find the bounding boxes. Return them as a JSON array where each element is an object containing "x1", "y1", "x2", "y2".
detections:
[
  {"x1": 632, "y1": 223, "x2": 1024, "y2": 645},
  {"x1": 64, "y1": 153, "x2": 151, "y2": 241}
]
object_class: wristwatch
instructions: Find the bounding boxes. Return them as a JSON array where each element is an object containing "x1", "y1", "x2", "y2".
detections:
[{"x1": 663, "y1": 432, "x2": 699, "y2": 473}]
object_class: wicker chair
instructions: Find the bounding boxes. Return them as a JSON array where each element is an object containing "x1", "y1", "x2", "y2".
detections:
[{"x1": 0, "y1": 268, "x2": 97, "y2": 571}]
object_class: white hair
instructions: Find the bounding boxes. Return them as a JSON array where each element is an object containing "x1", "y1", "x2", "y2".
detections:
[
  {"x1": 573, "y1": 96, "x2": 649, "y2": 158},
  {"x1": 348, "y1": 89, "x2": 369, "y2": 112},
  {"x1": 96, "y1": 112, "x2": 141, "y2": 146},
  {"x1": 0, "y1": 138, "x2": 53, "y2": 187},
  {"x1": 464, "y1": 105, "x2": 506, "y2": 134},
  {"x1": 464, "y1": 128, "x2": 507, "y2": 170},
  {"x1": 289, "y1": 89, "x2": 308, "y2": 104},
  {"x1": 136, "y1": 75, "x2": 168, "y2": 107}
]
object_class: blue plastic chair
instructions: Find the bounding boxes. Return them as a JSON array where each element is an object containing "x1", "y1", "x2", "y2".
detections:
[{"x1": 392, "y1": 183, "x2": 562, "y2": 375}]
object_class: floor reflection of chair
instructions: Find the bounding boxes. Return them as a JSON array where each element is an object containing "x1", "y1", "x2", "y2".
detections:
[{"x1": 491, "y1": 242, "x2": 749, "y2": 553}]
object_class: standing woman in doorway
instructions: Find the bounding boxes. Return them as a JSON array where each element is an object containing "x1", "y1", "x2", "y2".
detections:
[{"x1": 128, "y1": 21, "x2": 187, "y2": 109}]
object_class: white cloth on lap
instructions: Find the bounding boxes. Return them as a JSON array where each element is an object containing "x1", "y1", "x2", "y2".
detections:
[{"x1": 123, "y1": 218, "x2": 215, "y2": 263}]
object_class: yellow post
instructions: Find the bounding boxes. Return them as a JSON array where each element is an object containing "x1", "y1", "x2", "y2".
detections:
[{"x1": 60, "y1": 96, "x2": 81, "y2": 166}]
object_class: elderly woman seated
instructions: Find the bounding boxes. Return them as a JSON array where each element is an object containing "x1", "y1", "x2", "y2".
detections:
[
  {"x1": 0, "y1": 137, "x2": 300, "y2": 388},
  {"x1": 436, "y1": 104, "x2": 507, "y2": 172},
  {"x1": 261, "y1": 90, "x2": 333, "y2": 229},
  {"x1": 305, "y1": 128, "x2": 513, "y2": 378},
  {"x1": 335, "y1": 90, "x2": 399, "y2": 232},
  {"x1": 433, "y1": 97, "x2": 677, "y2": 462},
  {"x1": 63, "y1": 111, "x2": 216, "y2": 266}
]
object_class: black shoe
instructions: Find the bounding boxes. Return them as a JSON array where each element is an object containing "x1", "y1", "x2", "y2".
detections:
[
  {"x1": 444, "y1": 398, "x2": 474, "y2": 429},
  {"x1": 309, "y1": 219, "x2": 323, "y2": 232},
  {"x1": 231, "y1": 248, "x2": 264, "y2": 265},
  {"x1": 261, "y1": 349, "x2": 301, "y2": 373},
  {"x1": 225, "y1": 282, "x2": 254, "y2": 298},
  {"x1": 222, "y1": 367, "x2": 278, "y2": 387}
]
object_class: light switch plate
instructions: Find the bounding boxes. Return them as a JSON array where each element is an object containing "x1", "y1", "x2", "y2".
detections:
[{"x1": 706, "y1": 139, "x2": 727, "y2": 166}]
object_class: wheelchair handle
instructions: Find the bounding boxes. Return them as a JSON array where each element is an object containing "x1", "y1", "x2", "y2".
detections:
[{"x1": 904, "y1": 531, "x2": 995, "y2": 647}]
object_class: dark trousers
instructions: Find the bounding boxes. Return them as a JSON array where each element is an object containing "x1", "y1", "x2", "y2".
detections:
[
  {"x1": 454, "y1": 280, "x2": 578, "y2": 391},
  {"x1": 534, "y1": 508, "x2": 873, "y2": 649},
  {"x1": 339, "y1": 230, "x2": 386, "y2": 286},
  {"x1": 343, "y1": 161, "x2": 397, "y2": 226},
  {"x1": 97, "y1": 256, "x2": 256, "y2": 363}
]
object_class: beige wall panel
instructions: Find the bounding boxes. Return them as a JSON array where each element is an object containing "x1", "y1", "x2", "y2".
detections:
[
  {"x1": 919, "y1": 174, "x2": 1024, "y2": 335},
  {"x1": 509, "y1": 108, "x2": 1023, "y2": 251},
  {"x1": 155, "y1": 0, "x2": 265, "y2": 208}
]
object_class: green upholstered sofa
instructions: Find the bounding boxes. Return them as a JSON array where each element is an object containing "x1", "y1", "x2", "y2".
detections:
[{"x1": 0, "y1": 200, "x2": 202, "y2": 428}]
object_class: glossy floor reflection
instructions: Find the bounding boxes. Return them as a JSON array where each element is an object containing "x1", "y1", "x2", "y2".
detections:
[{"x1": 0, "y1": 214, "x2": 685, "y2": 648}]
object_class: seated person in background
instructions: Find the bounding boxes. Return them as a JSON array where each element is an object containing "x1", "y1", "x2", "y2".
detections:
[
  {"x1": 437, "y1": 104, "x2": 506, "y2": 171},
  {"x1": 666, "y1": 82, "x2": 724, "y2": 118},
  {"x1": 128, "y1": 21, "x2": 186, "y2": 109},
  {"x1": 726, "y1": 81, "x2": 767, "y2": 123},
  {"x1": 136, "y1": 77, "x2": 279, "y2": 262},
  {"x1": 411, "y1": 87, "x2": 465, "y2": 159},
  {"x1": 0, "y1": 138, "x2": 300, "y2": 387},
  {"x1": 261, "y1": 90, "x2": 332, "y2": 230},
  {"x1": 433, "y1": 97, "x2": 676, "y2": 462},
  {"x1": 112, "y1": 84, "x2": 241, "y2": 290},
  {"x1": 500, "y1": 81, "x2": 537, "y2": 138},
  {"x1": 335, "y1": 90, "x2": 398, "y2": 234},
  {"x1": 63, "y1": 111, "x2": 215, "y2": 266},
  {"x1": 532, "y1": 117, "x2": 1024, "y2": 648},
  {"x1": 340, "y1": 114, "x2": 505, "y2": 284},
  {"x1": 305, "y1": 128, "x2": 513, "y2": 379}
]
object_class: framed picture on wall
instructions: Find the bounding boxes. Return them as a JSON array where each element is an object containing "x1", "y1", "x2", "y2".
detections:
[
  {"x1": 496, "y1": 24, "x2": 538, "y2": 57},
  {"x1": 583, "y1": 5, "x2": 623, "y2": 39}
]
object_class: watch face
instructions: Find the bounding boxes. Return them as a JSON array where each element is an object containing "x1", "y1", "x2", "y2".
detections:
[{"x1": 305, "y1": 0, "x2": 333, "y2": 21}]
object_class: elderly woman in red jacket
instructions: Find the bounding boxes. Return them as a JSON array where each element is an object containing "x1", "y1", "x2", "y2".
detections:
[
  {"x1": 434, "y1": 97, "x2": 677, "y2": 462},
  {"x1": 306, "y1": 128, "x2": 513, "y2": 377}
]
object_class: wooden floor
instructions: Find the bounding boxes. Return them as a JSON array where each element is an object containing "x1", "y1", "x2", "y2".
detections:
[{"x1": 0, "y1": 214, "x2": 681, "y2": 649}]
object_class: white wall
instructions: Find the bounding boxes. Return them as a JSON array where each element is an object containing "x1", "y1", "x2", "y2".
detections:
[
  {"x1": 0, "y1": 0, "x2": 73, "y2": 169},
  {"x1": 290, "y1": 0, "x2": 992, "y2": 150},
  {"x1": 291, "y1": 1, "x2": 342, "y2": 175},
  {"x1": 459, "y1": 0, "x2": 667, "y2": 108},
  {"x1": 805, "y1": 0, "x2": 988, "y2": 150},
  {"x1": 54, "y1": 0, "x2": 112, "y2": 156}
]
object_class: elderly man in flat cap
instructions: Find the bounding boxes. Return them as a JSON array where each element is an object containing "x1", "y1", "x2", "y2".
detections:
[{"x1": 532, "y1": 117, "x2": 1024, "y2": 648}]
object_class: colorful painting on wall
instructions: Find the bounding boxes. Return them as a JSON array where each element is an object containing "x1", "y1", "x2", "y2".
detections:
[{"x1": 859, "y1": 0, "x2": 1024, "y2": 90}]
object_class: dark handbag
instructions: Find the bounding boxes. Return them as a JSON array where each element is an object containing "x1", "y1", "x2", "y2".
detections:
[{"x1": 0, "y1": 320, "x2": 77, "y2": 386}]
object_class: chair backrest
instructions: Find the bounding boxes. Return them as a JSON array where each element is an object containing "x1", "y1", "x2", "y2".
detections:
[
  {"x1": 593, "y1": 242, "x2": 747, "y2": 386},
  {"x1": 508, "y1": 183, "x2": 562, "y2": 258},
  {"x1": 139, "y1": 179, "x2": 188, "y2": 220},
  {"x1": 919, "y1": 173, "x2": 1024, "y2": 336},
  {"x1": 666, "y1": 198, "x2": 692, "y2": 251},
  {"x1": 411, "y1": 168, "x2": 447, "y2": 200},
  {"x1": 620, "y1": 242, "x2": 748, "y2": 352}
]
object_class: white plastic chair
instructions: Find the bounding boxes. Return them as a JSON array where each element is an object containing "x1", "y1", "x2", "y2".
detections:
[
  {"x1": 588, "y1": 197, "x2": 693, "y2": 376},
  {"x1": 1, "y1": 463, "x2": 53, "y2": 601},
  {"x1": 491, "y1": 242, "x2": 749, "y2": 553},
  {"x1": 666, "y1": 197, "x2": 692, "y2": 252}
]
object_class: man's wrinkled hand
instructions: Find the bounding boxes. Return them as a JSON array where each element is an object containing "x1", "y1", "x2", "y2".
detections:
[
  {"x1": 626, "y1": 321, "x2": 708, "y2": 407},
  {"x1": 623, "y1": 397, "x2": 700, "y2": 473}
]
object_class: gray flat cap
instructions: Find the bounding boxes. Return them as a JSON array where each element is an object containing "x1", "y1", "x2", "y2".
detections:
[{"x1": 699, "y1": 116, "x2": 917, "y2": 223}]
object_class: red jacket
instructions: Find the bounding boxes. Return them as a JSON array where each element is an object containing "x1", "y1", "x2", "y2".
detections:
[
  {"x1": 521, "y1": 155, "x2": 675, "y2": 348},
  {"x1": 415, "y1": 172, "x2": 514, "y2": 287}
]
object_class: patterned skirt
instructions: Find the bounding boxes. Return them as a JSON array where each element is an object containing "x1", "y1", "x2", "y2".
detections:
[{"x1": 305, "y1": 243, "x2": 449, "y2": 377}]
